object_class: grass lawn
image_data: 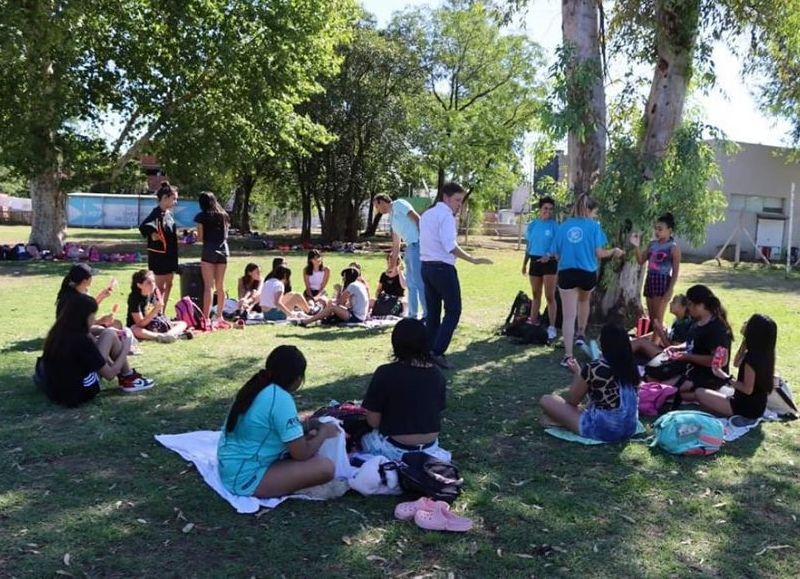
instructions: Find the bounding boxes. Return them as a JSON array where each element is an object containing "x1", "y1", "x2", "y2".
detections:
[{"x1": 1, "y1": 224, "x2": 799, "y2": 578}]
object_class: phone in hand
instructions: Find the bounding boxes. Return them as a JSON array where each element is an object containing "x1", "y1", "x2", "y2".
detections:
[{"x1": 712, "y1": 346, "x2": 728, "y2": 369}]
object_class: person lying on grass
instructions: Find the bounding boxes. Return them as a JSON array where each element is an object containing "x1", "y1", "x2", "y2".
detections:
[
  {"x1": 359, "y1": 319, "x2": 446, "y2": 461},
  {"x1": 259, "y1": 265, "x2": 312, "y2": 321},
  {"x1": 694, "y1": 313, "x2": 777, "y2": 419},
  {"x1": 217, "y1": 345, "x2": 339, "y2": 498},
  {"x1": 38, "y1": 293, "x2": 154, "y2": 406},
  {"x1": 300, "y1": 266, "x2": 369, "y2": 326},
  {"x1": 126, "y1": 269, "x2": 190, "y2": 343},
  {"x1": 540, "y1": 323, "x2": 640, "y2": 442}
]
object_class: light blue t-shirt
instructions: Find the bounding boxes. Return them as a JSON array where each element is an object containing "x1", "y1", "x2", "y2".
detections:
[
  {"x1": 217, "y1": 384, "x2": 304, "y2": 496},
  {"x1": 391, "y1": 198, "x2": 419, "y2": 244},
  {"x1": 553, "y1": 217, "x2": 608, "y2": 273},
  {"x1": 525, "y1": 218, "x2": 558, "y2": 257}
]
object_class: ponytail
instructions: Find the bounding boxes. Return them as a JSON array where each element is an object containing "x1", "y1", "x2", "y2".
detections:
[{"x1": 225, "y1": 369, "x2": 271, "y2": 432}]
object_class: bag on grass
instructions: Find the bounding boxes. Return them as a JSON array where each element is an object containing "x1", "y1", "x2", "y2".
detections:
[
  {"x1": 311, "y1": 402, "x2": 370, "y2": 452},
  {"x1": 175, "y1": 296, "x2": 205, "y2": 330},
  {"x1": 638, "y1": 382, "x2": 678, "y2": 416},
  {"x1": 504, "y1": 320, "x2": 548, "y2": 345},
  {"x1": 371, "y1": 293, "x2": 402, "y2": 317},
  {"x1": 645, "y1": 352, "x2": 687, "y2": 382},
  {"x1": 503, "y1": 291, "x2": 532, "y2": 326},
  {"x1": 650, "y1": 410, "x2": 724, "y2": 456},
  {"x1": 767, "y1": 376, "x2": 798, "y2": 419},
  {"x1": 398, "y1": 451, "x2": 463, "y2": 504}
]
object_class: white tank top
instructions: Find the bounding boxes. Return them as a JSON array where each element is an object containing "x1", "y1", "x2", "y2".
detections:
[{"x1": 307, "y1": 269, "x2": 326, "y2": 290}]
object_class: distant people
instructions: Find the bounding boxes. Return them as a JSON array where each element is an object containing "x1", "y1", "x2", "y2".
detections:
[
  {"x1": 522, "y1": 196, "x2": 558, "y2": 340},
  {"x1": 301, "y1": 266, "x2": 369, "y2": 326},
  {"x1": 373, "y1": 193, "x2": 426, "y2": 320},
  {"x1": 630, "y1": 212, "x2": 681, "y2": 329},
  {"x1": 38, "y1": 293, "x2": 154, "y2": 406},
  {"x1": 420, "y1": 182, "x2": 493, "y2": 369},
  {"x1": 551, "y1": 194, "x2": 623, "y2": 368},
  {"x1": 303, "y1": 250, "x2": 331, "y2": 303},
  {"x1": 217, "y1": 346, "x2": 339, "y2": 498},
  {"x1": 259, "y1": 265, "x2": 311, "y2": 321},
  {"x1": 696, "y1": 314, "x2": 777, "y2": 419},
  {"x1": 236, "y1": 263, "x2": 263, "y2": 317},
  {"x1": 360, "y1": 319, "x2": 446, "y2": 461},
  {"x1": 194, "y1": 192, "x2": 230, "y2": 327},
  {"x1": 126, "y1": 270, "x2": 190, "y2": 343},
  {"x1": 540, "y1": 323, "x2": 640, "y2": 442},
  {"x1": 139, "y1": 181, "x2": 179, "y2": 309},
  {"x1": 56, "y1": 264, "x2": 119, "y2": 328}
]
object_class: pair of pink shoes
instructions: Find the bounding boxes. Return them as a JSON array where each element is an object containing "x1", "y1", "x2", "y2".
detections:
[{"x1": 394, "y1": 497, "x2": 473, "y2": 532}]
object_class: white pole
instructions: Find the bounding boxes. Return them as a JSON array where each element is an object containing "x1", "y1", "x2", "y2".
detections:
[{"x1": 787, "y1": 183, "x2": 795, "y2": 277}]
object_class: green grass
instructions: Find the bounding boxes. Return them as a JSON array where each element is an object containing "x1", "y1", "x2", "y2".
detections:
[{"x1": 1, "y1": 224, "x2": 799, "y2": 578}]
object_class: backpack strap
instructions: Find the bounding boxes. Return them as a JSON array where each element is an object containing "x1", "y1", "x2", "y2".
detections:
[{"x1": 378, "y1": 461, "x2": 399, "y2": 487}]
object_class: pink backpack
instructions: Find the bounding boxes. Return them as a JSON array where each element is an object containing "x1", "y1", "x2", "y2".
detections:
[
  {"x1": 175, "y1": 296, "x2": 205, "y2": 330},
  {"x1": 88, "y1": 245, "x2": 101, "y2": 262},
  {"x1": 638, "y1": 382, "x2": 678, "y2": 416}
]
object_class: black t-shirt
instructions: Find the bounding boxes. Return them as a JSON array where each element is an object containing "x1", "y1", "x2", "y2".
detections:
[
  {"x1": 42, "y1": 334, "x2": 105, "y2": 407},
  {"x1": 362, "y1": 362, "x2": 446, "y2": 436},
  {"x1": 140, "y1": 207, "x2": 178, "y2": 258},
  {"x1": 731, "y1": 352, "x2": 769, "y2": 418},
  {"x1": 670, "y1": 316, "x2": 694, "y2": 344},
  {"x1": 55, "y1": 287, "x2": 82, "y2": 319},
  {"x1": 686, "y1": 317, "x2": 731, "y2": 383},
  {"x1": 379, "y1": 272, "x2": 405, "y2": 298},
  {"x1": 126, "y1": 292, "x2": 152, "y2": 327},
  {"x1": 194, "y1": 211, "x2": 229, "y2": 256}
]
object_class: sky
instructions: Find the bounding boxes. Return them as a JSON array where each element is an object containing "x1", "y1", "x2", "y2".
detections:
[{"x1": 360, "y1": 0, "x2": 794, "y2": 149}]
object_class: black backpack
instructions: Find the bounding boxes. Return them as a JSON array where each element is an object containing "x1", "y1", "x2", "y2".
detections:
[
  {"x1": 398, "y1": 451, "x2": 463, "y2": 504},
  {"x1": 371, "y1": 293, "x2": 402, "y2": 317},
  {"x1": 504, "y1": 320, "x2": 549, "y2": 345},
  {"x1": 504, "y1": 291, "x2": 532, "y2": 326},
  {"x1": 310, "y1": 402, "x2": 371, "y2": 452}
]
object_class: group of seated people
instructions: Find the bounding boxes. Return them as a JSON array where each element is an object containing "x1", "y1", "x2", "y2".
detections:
[{"x1": 541, "y1": 283, "x2": 778, "y2": 442}]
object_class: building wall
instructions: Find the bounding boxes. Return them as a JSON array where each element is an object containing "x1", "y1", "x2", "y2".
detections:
[{"x1": 679, "y1": 142, "x2": 800, "y2": 260}]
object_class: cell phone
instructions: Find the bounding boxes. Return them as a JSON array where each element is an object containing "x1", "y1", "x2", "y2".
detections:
[{"x1": 712, "y1": 346, "x2": 728, "y2": 369}]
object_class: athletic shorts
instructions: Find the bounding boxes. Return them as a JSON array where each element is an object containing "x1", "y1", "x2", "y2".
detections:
[
  {"x1": 528, "y1": 256, "x2": 558, "y2": 277},
  {"x1": 557, "y1": 268, "x2": 597, "y2": 291},
  {"x1": 201, "y1": 248, "x2": 228, "y2": 265},
  {"x1": 148, "y1": 253, "x2": 179, "y2": 276}
]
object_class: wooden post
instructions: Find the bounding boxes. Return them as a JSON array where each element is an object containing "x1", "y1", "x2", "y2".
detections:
[{"x1": 788, "y1": 183, "x2": 795, "y2": 277}]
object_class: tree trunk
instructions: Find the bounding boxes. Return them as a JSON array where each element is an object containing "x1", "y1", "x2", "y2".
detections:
[
  {"x1": 436, "y1": 166, "x2": 446, "y2": 200},
  {"x1": 595, "y1": 0, "x2": 699, "y2": 324},
  {"x1": 562, "y1": 0, "x2": 606, "y2": 197},
  {"x1": 231, "y1": 170, "x2": 256, "y2": 233},
  {"x1": 362, "y1": 191, "x2": 381, "y2": 237},
  {"x1": 28, "y1": 169, "x2": 66, "y2": 252}
]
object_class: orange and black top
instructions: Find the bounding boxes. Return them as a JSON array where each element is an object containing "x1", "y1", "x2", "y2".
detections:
[{"x1": 139, "y1": 206, "x2": 179, "y2": 274}]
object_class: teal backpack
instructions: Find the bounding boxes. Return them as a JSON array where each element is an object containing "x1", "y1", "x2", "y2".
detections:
[{"x1": 650, "y1": 411, "x2": 725, "y2": 456}]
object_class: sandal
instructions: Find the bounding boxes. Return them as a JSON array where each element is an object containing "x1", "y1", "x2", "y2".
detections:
[
  {"x1": 394, "y1": 497, "x2": 436, "y2": 521},
  {"x1": 413, "y1": 501, "x2": 472, "y2": 532},
  {"x1": 234, "y1": 319, "x2": 245, "y2": 330}
]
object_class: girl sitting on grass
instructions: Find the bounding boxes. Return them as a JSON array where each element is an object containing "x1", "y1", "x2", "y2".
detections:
[
  {"x1": 39, "y1": 293, "x2": 154, "y2": 406},
  {"x1": 217, "y1": 345, "x2": 340, "y2": 498},
  {"x1": 56, "y1": 263, "x2": 119, "y2": 328},
  {"x1": 694, "y1": 313, "x2": 776, "y2": 419},
  {"x1": 540, "y1": 323, "x2": 640, "y2": 442},
  {"x1": 301, "y1": 266, "x2": 369, "y2": 326},
  {"x1": 259, "y1": 265, "x2": 312, "y2": 321},
  {"x1": 303, "y1": 249, "x2": 331, "y2": 303},
  {"x1": 631, "y1": 294, "x2": 694, "y2": 360},
  {"x1": 126, "y1": 269, "x2": 190, "y2": 343},
  {"x1": 236, "y1": 262, "x2": 263, "y2": 317}
]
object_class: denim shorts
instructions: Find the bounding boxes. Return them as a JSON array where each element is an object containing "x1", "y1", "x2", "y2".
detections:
[
  {"x1": 579, "y1": 385, "x2": 639, "y2": 442},
  {"x1": 360, "y1": 430, "x2": 441, "y2": 462},
  {"x1": 263, "y1": 308, "x2": 287, "y2": 321}
]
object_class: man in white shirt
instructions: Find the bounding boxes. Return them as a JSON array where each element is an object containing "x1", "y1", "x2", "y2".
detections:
[
  {"x1": 420, "y1": 182, "x2": 493, "y2": 369},
  {"x1": 373, "y1": 193, "x2": 426, "y2": 320}
]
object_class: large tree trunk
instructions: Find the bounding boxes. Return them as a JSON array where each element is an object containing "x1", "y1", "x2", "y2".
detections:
[
  {"x1": 231, "y1": 170, "x2": 256, "y2": 233},
  {"x1": 562, "y1": 0, "x2": 607, "y2": 196},
  {"x1": 596, "y1": 0, "x2": 699, "y2": 323},
  {"x1": 29, "y1": 169, "x2": 65, "y2": 252}
]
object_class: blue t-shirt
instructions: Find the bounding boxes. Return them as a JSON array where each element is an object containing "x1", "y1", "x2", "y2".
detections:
[
  {"x1": 217, "y1": 384, "x2": 304, "y2": 496},
  {"x1": 525, "y1": 218, "x2": 558, "y2": 256},
  {"x1": 391, "y1": 199, "x2": 419, "y2": 244},
  {"x1": 553, "y1": 217, "x2": 608, "y2": 272}
]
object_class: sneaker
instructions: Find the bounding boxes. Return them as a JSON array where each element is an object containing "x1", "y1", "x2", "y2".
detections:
[
  {"x1": 296, "y1": 478, "x2": 350, "y2": 500},
  {"x1": 156, "y1": 333, "x2": 177, "y2": 344},
  {"x1": 559, "y1": 355, "x2": 576, "y2": 369},
  {"x1": 547, "y1": 326, "x2": 558, "y2": 341},
  {"x1": 119, "y1": 370, "x2": 155, "y2": 393},
  {"x1": 574, "y1": 335, "x2": 586, "y2": 347},
  {"x1": 431, "y1": 354, "x2": 453, "y2": 370},
  {"x1": 181, "y1": 329, "x2": 195, "y2": 340}
]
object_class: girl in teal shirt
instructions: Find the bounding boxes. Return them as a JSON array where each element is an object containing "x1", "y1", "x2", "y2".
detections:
[
  {"x1": 522, "y1": 196, "x2": 559, "y2": 340},
  {"x1": 217, "y1": 346, "x2": 338, "y2": 497}
]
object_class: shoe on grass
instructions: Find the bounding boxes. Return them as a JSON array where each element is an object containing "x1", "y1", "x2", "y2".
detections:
[
  {"x1": 574, "y1": 334, "x2": 586, "y2": 347},
  {"x1": 119, "y1": 370, "x2": 155, "y2": 393},
  {"x1": 547, "y1": 326, "x2": 557, "y2": 341},
  {"x1": 156, "y1": 333, "x2": 177, "y2": 344}
]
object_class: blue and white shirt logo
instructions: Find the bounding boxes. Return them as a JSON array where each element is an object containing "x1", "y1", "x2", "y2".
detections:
[{"x1": 567, "y1": 227, "x2": 584, "y2": 243}]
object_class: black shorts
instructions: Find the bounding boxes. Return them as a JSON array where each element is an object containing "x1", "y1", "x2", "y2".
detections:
[
  {"x1": 148, "y1": 253, "x2": 179, "y2": 276},
  {"x1": 304, "y1": 288, "x2": 322, "y2": 299},
  {"x1": 201, "y1": 249, "x2": 228, "y2": 264},
  {"x1": 557, "y1": 268, "x2": 597, "y2": 291},
  {"x1": 528, "y1": 256, "x2": 557, "y2": 277}
]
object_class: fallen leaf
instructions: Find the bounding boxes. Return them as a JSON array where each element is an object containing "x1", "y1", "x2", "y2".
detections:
[
  {"x1": 366, "y1": 555, "x2": 387, "y2": 563},
  {"x1": 514, "y1": 553, "x2": 534, "y2": 559},
  {"x1": 181, "y1": 523, "x2": 194, "y2": 534},
  {"x1": 55, "y1": 571, "x2": 74, "y2": 577},
  {"x1": 496, "y1": 548, "x2": 503, "y2": 557},
  {"x1": 756, "y1": 545, "x2": 791, "y2": 556},
  {"x1": 342, "y1": 536, "x2": 353, "y2": 546},
  {"x1": 712, "y1": 502, "x2": 727, "y2": 508},
  {"x1": 511, "y1": 479, "x2": 531, "y2": 487},
  {"x1": 136, "y1": 519, "x2": 148, "y2": 524},
  {"x1": 621, "y1": 515, "x2": 636, "y2": 524},
  {"x1": 140, "y1": 452, "x2": 149, "y2": 458},
  {"x1": 63, "y1": 553, "x2": 71, "y2": 566}
]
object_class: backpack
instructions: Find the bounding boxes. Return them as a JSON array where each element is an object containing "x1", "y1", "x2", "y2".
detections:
[
  {"x1": 174, "y1": 296, "x2": 205, "y2": 330},
  {"x1": 650, "y1": 411, "x2": 724, "y2": 456},
  {"x1": 87, "y1": 245, "x2": 100, "y2": 262},
  {"x1": 767, "y1": 376, "x2": 798, "y2": 420},
  {"x1": 644, "y1": 352, "x2": 687, "y2": 382},
  {"x1": 371, "y1": 293, "x2": 402, "y2": 317},
  {"x1": 11, "y1": 243, "x2": 31, "y2": 261},
  {"x1": 504, "y1": 319, "x2": 549, "y2": 345},
  {"x1": 311, "y1": 402, "x2": 370, "y2": 452},
  {"x1": 504, "y1": 291, "x2": 532, "y2": 326},
  {"x1": 397, "y1": 451, "x2": 463, "y2": 504},
  {"x1": 638, "y1": 382, "x2": 678, "y2": 417}
]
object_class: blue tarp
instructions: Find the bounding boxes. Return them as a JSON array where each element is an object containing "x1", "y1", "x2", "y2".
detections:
[{"x1": 67, "y1": 193, "x2": 199, "y2": 229}]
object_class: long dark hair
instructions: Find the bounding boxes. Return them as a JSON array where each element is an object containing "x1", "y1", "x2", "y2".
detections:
[
  {"x1": 240, "y1": 262, "x2": 260, "y2": 291},
  {"x1": 199, "y1": 191, "x2": 229, "y2": 225},
  {"x1": 225, "y1": 346, "x2": 307, "y2": 432},
  {"x1": 130, "y1": 269, "x2": 152, "y2": 296},
  {"x1": 44, "y1": 293, "x2": 98, "y2": 359},
  {"x1": 686, "y1": 284, "x2": 733, "y2": 339},
  {"x1": 743, "y1": 314, "x2": 777, "y2": 396},
  {"x1": 341, "y1": 266, "x2": 360, "y2": 287},
  {"x1": 600, "y1": 323, "x2": 640, "y2": 387},
  {"x1": 304, "y1": 249, "x2": 323, "y2": 276},
  {"x1": 272, "y1": 265, "x2": 292, "y2": 284},
  {"x1": 392, "y1": 319, "x2": 432, "y2": 364},
  {"x1": 56, "y1": 264, "x2": 93, "y2": 305},
  {"x1": 266, "y1": 257, "x2": 290, "y2": 292}
]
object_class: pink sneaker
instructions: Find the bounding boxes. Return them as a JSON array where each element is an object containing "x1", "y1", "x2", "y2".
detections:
[{"x1": 413, "y1": 501, "x2": 472, "y2": 532}]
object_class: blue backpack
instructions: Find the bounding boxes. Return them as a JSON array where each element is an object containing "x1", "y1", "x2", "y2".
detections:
[{"x1": 650, "y1": 411, "x2": 725, "y2": 456}]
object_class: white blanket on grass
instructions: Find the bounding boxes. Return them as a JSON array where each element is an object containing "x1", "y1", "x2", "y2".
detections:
[
  {"x1": 245, "y1": 315, "x2": 402, "y2": 329},
  {"x1": 155, "y1": 418, "x2": 355, "y2": 514}
]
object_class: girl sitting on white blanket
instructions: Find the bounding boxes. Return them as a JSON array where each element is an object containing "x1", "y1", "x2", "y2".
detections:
[
  {"x1": 217, "y1": 346, "x2": 339, "y2": 497},
  {"x1": 300, "y1": 267, "x2": 369, "y2": 325}
]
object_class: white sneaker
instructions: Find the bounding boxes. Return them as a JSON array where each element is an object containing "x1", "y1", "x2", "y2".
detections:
[
  {"x1": 156, "y1": 333, "x2": 177, "y2": 344},
  {"x1": 547, "y1": 326, "x2": 557, "y2": 341},
  {"x1": 297, "y1": 478, "x2": 350, "y2": 500}
]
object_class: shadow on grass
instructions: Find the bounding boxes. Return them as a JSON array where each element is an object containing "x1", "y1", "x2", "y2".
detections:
[{"x1": 1, "y1": 336, "x2": 44, "y2": 354}]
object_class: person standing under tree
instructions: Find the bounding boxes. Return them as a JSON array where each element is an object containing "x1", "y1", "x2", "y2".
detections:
[
  {"x1": 139, "y1": 181, "x2": 180, "y2": 309},
  {"x1": 521, "y1": 196, "x2": 559, "y2": 340},
  {"x1": 194, "y1": 191, "x2": 231, "y2": 328},
  {"x1": 420, "y1": 182, "x2": 493, "y2": 369},
  {"x1": 373, "y1": 193, "x2": 426, "y2": 320}
]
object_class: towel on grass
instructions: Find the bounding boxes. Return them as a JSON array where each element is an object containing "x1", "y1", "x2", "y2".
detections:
[
  {"x1": 545, "y1": 421, "x2": 646, "y2": 445},
  {"x1": 155, "y1": 418, "x2": 355, "y2": 514}
]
